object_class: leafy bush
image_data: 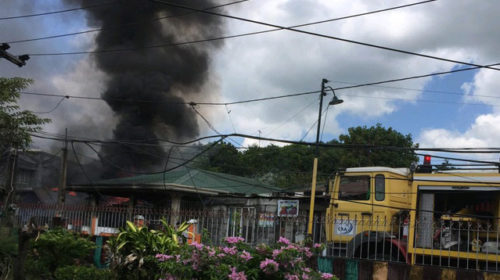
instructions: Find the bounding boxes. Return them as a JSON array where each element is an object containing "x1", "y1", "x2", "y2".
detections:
[
  {"x1": 107, "y1": 219, "x2": 190, "y2": 280},
  {"x1": 0, "y1": 232, "x2": 17, "y2": 280},
  {"x1": 156, "y1": 236, "x2": 336, "y2": 280},
  {"x1": 26, "y1": 228, "x2": 95, "y2": 278},
  {"x1": 54, "y1": 265, "x2": 113, "y2": 280}
]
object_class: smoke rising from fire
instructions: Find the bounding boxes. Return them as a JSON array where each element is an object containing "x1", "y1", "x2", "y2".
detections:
[{"x1": 65, "y1": 0, "x2": 224, "y2": 177}]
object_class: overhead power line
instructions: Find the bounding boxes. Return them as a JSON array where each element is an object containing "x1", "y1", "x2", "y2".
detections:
[
  {"x1": 19, "y1": 61, "x2": 500, "y2": 109},
  {"x1": 151, "y1": 0, "x2": 500, "y2": 72},
  {"x1": 32, "y1": 96, "x2": 68, "y2": 114},
  {"x1": 22, "y1": 0, "x2": 442, "y2": 58},
  {"x1": 8, "y1": 0, "x2": 428, "y2": 44},
  {"x1": 6, "y1": 0, "x2": 247, "y2": 44},
  {"x1": 30, "y1": 132, "x2": 500, "y2": 153},
  {"x1": 0, "y1": 1, "x2": 116, "y2": 21}
]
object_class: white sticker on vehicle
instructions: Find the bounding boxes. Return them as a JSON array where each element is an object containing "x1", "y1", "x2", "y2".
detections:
[{"x1": 334, "y1": 220, "x2": 356, "y2": 236}]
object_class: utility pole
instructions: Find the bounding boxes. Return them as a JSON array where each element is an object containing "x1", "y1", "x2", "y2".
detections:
[
  {"x1": 307, "y1": 79, "x2": 343, "y2": 236},
  {"x1": 58, "y1": 129, "x2": 68, "y2": 206},
  {"x1": 0, "y1": 43, "x2": 29, "y2": 67},
  {"x1": 307, "y1": 79, "x2": 328, "y2": 236}
]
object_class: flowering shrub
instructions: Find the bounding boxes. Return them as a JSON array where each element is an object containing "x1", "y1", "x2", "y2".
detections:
[{"x1": 156, "y1": 236, "x2": 337, "y2": 280}]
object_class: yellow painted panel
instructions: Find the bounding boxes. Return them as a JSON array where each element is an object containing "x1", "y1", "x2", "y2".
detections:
[{"x1": 413, "y1": 248, "x2": 500, "y2": 262}]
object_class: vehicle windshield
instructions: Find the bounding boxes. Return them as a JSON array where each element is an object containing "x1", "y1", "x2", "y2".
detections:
[{"x1": 338, "y1": 176, "x2": 370, "y2": 200}]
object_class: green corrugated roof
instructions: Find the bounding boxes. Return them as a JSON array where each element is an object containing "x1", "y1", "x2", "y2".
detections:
[{"x1": 94, "y1": 168, "x2": 280, "y2": 195}]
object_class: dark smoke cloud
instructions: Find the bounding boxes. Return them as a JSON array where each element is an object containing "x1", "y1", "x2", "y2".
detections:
[{"x1": 65, "y1": 0, "x2": 225, "y2": 178}]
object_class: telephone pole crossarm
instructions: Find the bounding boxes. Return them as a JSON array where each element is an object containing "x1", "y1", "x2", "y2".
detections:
[{"x1": 0, "y1": 43, "x2": 29, "y2": 67}]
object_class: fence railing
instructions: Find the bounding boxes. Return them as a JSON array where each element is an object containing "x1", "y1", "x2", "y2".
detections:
[
  {"x1": 14, "y1": 204, "x2": 323, "y2": 247},
  {"x1": 14, "y1": 204, "x2": 500, "y2": 272}
]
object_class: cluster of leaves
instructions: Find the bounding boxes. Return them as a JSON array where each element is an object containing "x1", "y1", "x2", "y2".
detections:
[
  {"x1": 0, "y1": 232, "x2": 17, "y2": 280},
  {"x1": 25, "y1": 228, "x2": 96, "y2": 279},
  {"x1": 107, "y1": 219, "x2": 190, "y2": 280},
  {"x1": 156, "y1": 236, "x2": 336, "y2": 280},
  {"x1": 54, "y1": 265, "x2": 113, "y2": 280},
  {"x1": 0, "y1": 77, "x2": 49, "y2": 151},
  {"x1": 196, "y1": 124, "x2": 417, "y2": 188}
]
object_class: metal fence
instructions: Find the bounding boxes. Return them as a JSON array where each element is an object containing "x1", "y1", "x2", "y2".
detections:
[
  {"x1": 14, "y1": 204, "x2": 500, "y2": 272},
  {"x1": 14, "y1": 204, "x2": 322, "y2": 246}
]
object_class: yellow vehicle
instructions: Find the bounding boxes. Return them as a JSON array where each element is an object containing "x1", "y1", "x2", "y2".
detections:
[{"x1": 326, "y1": 157, "x2": 500, "y2": 270}]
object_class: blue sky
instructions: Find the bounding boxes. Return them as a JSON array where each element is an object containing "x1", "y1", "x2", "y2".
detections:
[
  {"x1": 335, "y1": 67, "x2": 488, "y2": 139},
  {"x1": 2, "y1": 0, "x2": 500, "y2": 164}
]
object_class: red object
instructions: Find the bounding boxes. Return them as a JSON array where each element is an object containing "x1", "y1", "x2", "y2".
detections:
[
  {"x1": 423, "y1": 155, "x2": 431, "y2": 165},
  {"x1": 387, "y1": 238, "x2": 410, "y2": 264}
]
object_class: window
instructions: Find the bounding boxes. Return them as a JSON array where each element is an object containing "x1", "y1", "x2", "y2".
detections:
[
  {"x1": 338, "y1": 176, "x2": 370, "y2": 200},
  {"x1": 15, "y1": 169, "x2": 33, "y2": 185},
  {"x1": 375, "y1": 175, "x2": 385, "y2": 201}
]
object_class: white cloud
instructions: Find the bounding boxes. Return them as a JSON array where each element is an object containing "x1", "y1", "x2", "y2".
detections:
[
  {"x1": 4, "y1": 0, "x2": 500, "y2": 151},
  {"x1": 418, "y1": 113, "x2": 500, "y2": 160}
]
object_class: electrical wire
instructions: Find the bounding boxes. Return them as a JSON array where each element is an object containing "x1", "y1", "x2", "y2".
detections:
[
  {"x1": 330, "y1": 79, "x2": 500, "y2": 101},
  {"x1": 162, "y1": 146, "x2": 174, "y2": 192},
  {"x1": 415, "y1": 153, "x2": 499, "y2": 165},
  {"x1": 191, "y1": 103, "x2": 242, "y2": 148},
  {"x1": 6, "y1": 0, "x2": 247, "y2": 44},
  {"x1": 0, "y1": 1, "x2": 116, "y2": 21},
  {"x1": 18, "y1": 0, "x2": 434, "y2": 55},
  {"x1": 30, "y1": 132, "x2": 500, "y2": 153},
  {"x1": 264, "y1": 98, "x2": 317, "y2": 138},
  {"x1": 17, "y1": 61, "x2": 500, "y2": 107},
  {"x1": 71, "y1": 141, "x2": 94, "y2": 186},
  {"x1": 151, "y1": 0, "x2": 500, "y2": 72},
  {"x1": 319, "y1": 105, "x2": 330, "y2": 142},
  {"x1": 300, "y1": 103, "x2": 328, "y2": 142},
  {"x1": 31, "y1": 96, "x2": 67, "y2": 114}
]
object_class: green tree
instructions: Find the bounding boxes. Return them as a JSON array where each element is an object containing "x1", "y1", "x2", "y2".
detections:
[
  {"x1": 338, "y1": 123, "x2": 418, "y2": 168},
  {"x1": 0, "y1": 77, "x2": 49, "y2": 151}
]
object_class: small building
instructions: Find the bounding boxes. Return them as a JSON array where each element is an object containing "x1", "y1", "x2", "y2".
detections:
[
  {"x1": 64, "y1": 168, "x2": 329, "y2": 244},
  {"x1": 0, "y1": 150, "x2": 86, "y2": 204}
]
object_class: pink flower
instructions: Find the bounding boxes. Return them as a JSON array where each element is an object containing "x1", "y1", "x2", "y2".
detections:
[
  {"x1": 284, "y1": 273, "x2": 300, "y2": 280},
  {"x1": 304, "y1": 267, "x2": 311, "y2": 273},
  {"x1": 314, "y1": 243, "x2": 322, "y2": 248},
  {"x1": 290, "y1": 257, "x2": 302, "y2": 267},
  {"x1": 155, "y1": 254, "x2": 173, "y2": 262},
  {"x1": 208, "y1": 249, "x2": 216, "y2": 257},
  {"x1": 225, "y1": 236, "x2": 245, "y2": 244},
  {"x1": 240, "y1": 250, "x2": 252, "y2": 261},
  {"x1": 217, "y1": 253, "x2": 226, "y2": 258},
  {"x1": 303, "y1": 247, "x2": 313, "y2": 258},
  {"x1": 272, "y1": 249, "x2": 282, "y2": 258},
  {"x1": 222, "y1": 246, "x2": 238, "y2": 255},
  {"x1": 278, "y1": 236, "x2": 291, "y2": 245},
  {"x1": 321, "y1": 273, "x2": 334, "y2": 279},
  {"x1": 260, "y1": 258, "x2": 279, "y2": 274},
  {"x1": 191, "y1": 241, "x2": 203, "y2": 250},
  {"x1": 302, "y1": 273, "x2": 310, "y2": 280},
  {"x1": 228, "y1": 267, "x2": 247, "y2": 280}
]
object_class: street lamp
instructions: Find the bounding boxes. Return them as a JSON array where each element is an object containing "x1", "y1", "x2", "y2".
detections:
[{"x1": 307, "y1": 79, "x2": 343, "y2": 237}]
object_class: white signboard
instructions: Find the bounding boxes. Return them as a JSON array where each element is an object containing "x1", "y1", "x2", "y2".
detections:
[
  {"x1": 334, "y1": 220, "x2": 356, "y2": 236},
  {"x1": 277, "y1": 200, "x2": 299, "y2": 217}
]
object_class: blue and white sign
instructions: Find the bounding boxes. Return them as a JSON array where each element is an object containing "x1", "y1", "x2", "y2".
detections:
[{"x1": 334, "y1": 220, "x2": 356, "y2": 236}]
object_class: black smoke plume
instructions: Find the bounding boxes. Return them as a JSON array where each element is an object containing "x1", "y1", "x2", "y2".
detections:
[{"x1": 66, "y1": 0, "x2": 224, "y2": 178}]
